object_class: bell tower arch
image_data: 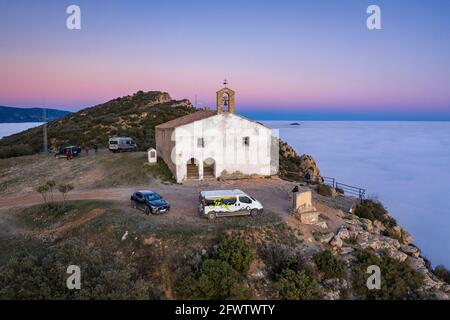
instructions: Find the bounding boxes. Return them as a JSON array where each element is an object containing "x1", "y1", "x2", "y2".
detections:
[{"x1": 216, "y1": 79, "x2": 235, "y2": 114}]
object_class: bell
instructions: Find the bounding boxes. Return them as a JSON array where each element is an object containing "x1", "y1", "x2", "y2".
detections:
[{"x1": 222, "y1": 95, "x2": 228, "y2": 106}]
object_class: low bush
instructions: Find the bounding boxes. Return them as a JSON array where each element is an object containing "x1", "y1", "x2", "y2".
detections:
[
  {"x1": 352, "y1": 249, "x2": 424, "y2": 299},
  {"x1": 173, "y1": 259, "x2": 251, "y2": 300},
  {"x1": 273, "y1": 269, "x2": 319, "y2": 300},
  {"x1": 354, "y1": 199, "x2": 396, "y2": 228},
  {"x1": 262, "y1": 243, "x2": 311, "y2": 277},
  {"x1": 317, "y1": 184, "x2": 333, "y2": 197},
  {"x1": 314, "y1": 250, "x2": 344, "y2": 279},
  {"x1": 214, "y1": 238, "x2": 253, "y2": 273}
]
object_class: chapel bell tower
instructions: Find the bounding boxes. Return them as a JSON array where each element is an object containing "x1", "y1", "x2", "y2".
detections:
[{"x1": 216, "y1": 79, "x2": 235, "y2": 114}]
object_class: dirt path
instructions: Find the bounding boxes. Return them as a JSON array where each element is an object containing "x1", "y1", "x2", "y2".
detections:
[{"x1": 0, "y1": 177, "x2": 297, "y2": 216}]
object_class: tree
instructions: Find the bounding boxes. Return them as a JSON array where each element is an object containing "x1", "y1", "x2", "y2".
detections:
[
  {"x1": 36, "y1": 184, "x2": 50, "y2": 204},
  {"x1": 58, "y1": 184, "x2": 74, "y2": 207},
  {"x1": 46, "y1": 180, "x2": 56, "y2": 203}
]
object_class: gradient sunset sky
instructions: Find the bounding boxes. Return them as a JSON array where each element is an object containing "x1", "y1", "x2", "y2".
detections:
[{"x1": 1, "y1": 0, "x2": 449, "y2": 120}]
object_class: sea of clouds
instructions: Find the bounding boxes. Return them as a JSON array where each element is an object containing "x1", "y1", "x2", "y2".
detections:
[{"x1": 264, "y1": 121, "x2": 450, "y2": 267}]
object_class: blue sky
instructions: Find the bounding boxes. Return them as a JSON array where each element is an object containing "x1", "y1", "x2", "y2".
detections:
[{"x1": 0, "y1": 0, "x2": 449, "y2": 120}]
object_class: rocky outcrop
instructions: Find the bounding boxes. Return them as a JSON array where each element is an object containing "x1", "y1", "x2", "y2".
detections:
[
  {"x1": 169, "y1": 99, "x2": 193, "y2": 109},
  {"x1": 325, "y1": 212, "x2": 450, "y2": 299},
  {"x1": 279, "y1": 140, "x2": 323, "y2": 182},
  {"x1": 299, "y1": 155, "x2": 323, "y2": 182}
]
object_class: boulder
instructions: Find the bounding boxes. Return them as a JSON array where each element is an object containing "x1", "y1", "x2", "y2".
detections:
[
  {"x1": 380, "y1": 236, "x2": 401, "y2": 249},
  {"x1": 249, "y1": 271, "x2": 265, "y2": 280},
  {"x1": 401, "y1": 231, "x2": 413, "y2": 245},
  {"x1": 387, "y1": 248, "x2": 408, "y2": 262},
  {"x1": 337, "y1": 227, "x2": 350, "y2": 240},
  {"x1": 392, "y1": 226, "x2": 403, "y2": 238},
  {"x1": 359, "y1": 218, "x2": 373, "y2": 232},
  {"x1": 330, "y1": 235, "x2": 343, "y2": 248},
  {"x1": 300, "y1": 212, "x2": 319, "y2": 225},
  {"x1": 401, "y1": 245, "x2": 420, "y2": 258},
  {"x1": 316, "y1": 221, "x2": 328, "y2": 229},
  {"x1": 318, "y1": 232, "x2": 335, "y2": 243},
  {"x1": 357, "y1": 232, "x2": 370, "y2": 243},
  {"x1": 408, "y1": 257, "x2": 428, "y2": 273},
  {"x1": 373, "y1": 220, "x2": 386, "y2": 232}
]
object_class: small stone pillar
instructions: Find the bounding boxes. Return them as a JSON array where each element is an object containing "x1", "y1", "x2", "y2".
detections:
[
  {"x1": 148, "y1": 148, "x2": 157, "y2": 165},
  {"x1": 293, "y1": 191, "x2": 314, "y2": 213},
  {"x1": 292, "y1": 191, "x2": 318, "y2": 225}
]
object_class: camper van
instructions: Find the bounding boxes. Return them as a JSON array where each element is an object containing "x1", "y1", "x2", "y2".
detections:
[
  {"x1": 108, "y1": 137, "x2": 137, "y2": 152},
  {"x1": 198, "y1": 189, "x2": 263, "y2": 220}
]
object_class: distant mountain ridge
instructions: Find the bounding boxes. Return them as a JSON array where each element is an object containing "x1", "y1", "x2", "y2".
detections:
[{"x1": 0, "y1": 106, "x2": 71, "y2": 123}]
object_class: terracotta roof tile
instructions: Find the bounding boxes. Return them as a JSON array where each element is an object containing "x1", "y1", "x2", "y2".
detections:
[{"x1": 155, "y1": 110, "x2": 217, "y2": 129}]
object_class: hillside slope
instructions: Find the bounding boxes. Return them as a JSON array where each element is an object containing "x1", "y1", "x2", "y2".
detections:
[
  {"x1": 0, "y1": 106, "x2": 71, "y2": 123},
  {"x1": 0, "y1": 91, "x2": 194, "y2": 158}
]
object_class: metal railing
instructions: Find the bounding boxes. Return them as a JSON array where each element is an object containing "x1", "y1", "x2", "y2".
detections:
[{"x1": 335, "y1": 182, "x2": 366, "y2": 199}]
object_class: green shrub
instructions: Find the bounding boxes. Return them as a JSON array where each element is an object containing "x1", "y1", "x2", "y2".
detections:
[
  {"x1": 317, "y1": 184, "x2": 333, "y2": 197},
  {"x1": 352, "y1": 249, "x2": 424, "y2": 299},
  {"x1": 314, "y1": 250, "x2": 344, "y2": 279},
  {"x1": 262, "y1": 243, "x2": 310, "y2": 276},
  {"x1": 354, "y1": 200, "x2": 396, "y2": 227},
  {"x1": 214, "y1": 238, "x2": 253, "y2": 273},
  {"x1": 174, "y1": 259, "x2": 251, "y2": 300},
  {"x1": 433, "y1": 265, "x2": 450, "y2": 284},
  {"x1": 273, "y1": 269, "x2": 319, "y2": 300}
]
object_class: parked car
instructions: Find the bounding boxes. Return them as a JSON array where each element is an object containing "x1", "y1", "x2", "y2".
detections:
[
  {"x1": 109, "y1": 137, "x2": 137, "y2": 153},
  {"x1": 54, "y1": 146, "x2": 81, "y2": 158},
  {"x1": 130, "y1": 190, "x2": 170, "y2": 215},
  {"x1": 198, "y1": 189, "x2": 263, "y2": 220}
]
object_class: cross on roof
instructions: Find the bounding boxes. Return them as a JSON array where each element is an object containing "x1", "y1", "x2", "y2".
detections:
[{"x1": 223, "y1": 79, "x2": 228, "y2": 87}]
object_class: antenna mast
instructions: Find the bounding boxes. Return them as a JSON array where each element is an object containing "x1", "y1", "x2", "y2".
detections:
[{"x1": 42, "y1": 97, "x2": 48, "y2": 155}]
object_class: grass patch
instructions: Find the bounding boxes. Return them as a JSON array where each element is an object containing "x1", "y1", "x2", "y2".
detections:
[
  {"x1": 15, "y1": 201, "x2": 110, "y2": 229},
  {"x1": 93, "y1": 152, "x2": 175, "y2": 188}
]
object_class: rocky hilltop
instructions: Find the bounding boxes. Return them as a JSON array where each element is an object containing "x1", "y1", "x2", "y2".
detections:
[{"x1": 0, "y1": 91, "x2": 194, "y2": 158}]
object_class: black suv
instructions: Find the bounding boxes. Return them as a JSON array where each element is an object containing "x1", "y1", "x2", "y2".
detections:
[
  {"x1": 130, "y1": 190, "x2": 170, "y2": 215},
  {"x1": 55, "y1": 146, "x2": 81, "y2": 158}
]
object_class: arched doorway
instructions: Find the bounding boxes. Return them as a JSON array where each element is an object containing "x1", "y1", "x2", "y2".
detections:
[
  {"x1": 203, "y1": 158, "x2": 215, "y2": 179},
  {"x1": 186, "y1": 158, "x2": 199, "y2": 180}
]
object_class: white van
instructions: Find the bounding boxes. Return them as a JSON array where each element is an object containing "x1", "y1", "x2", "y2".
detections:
[
  {"x1": 198, "y1": 189, "x2": 263, "y2": 220},
  {"x1": 108, "y1": 137, "x2": 137, "y2": 152}
]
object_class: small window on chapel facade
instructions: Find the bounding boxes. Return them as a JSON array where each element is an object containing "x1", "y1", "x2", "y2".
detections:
[
  {"x1": 198, "y1": 137, "x2": 205, "y2": 148},
  {"x1": 243, "y1": 136, "x2": 250, "y2": 146}
]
